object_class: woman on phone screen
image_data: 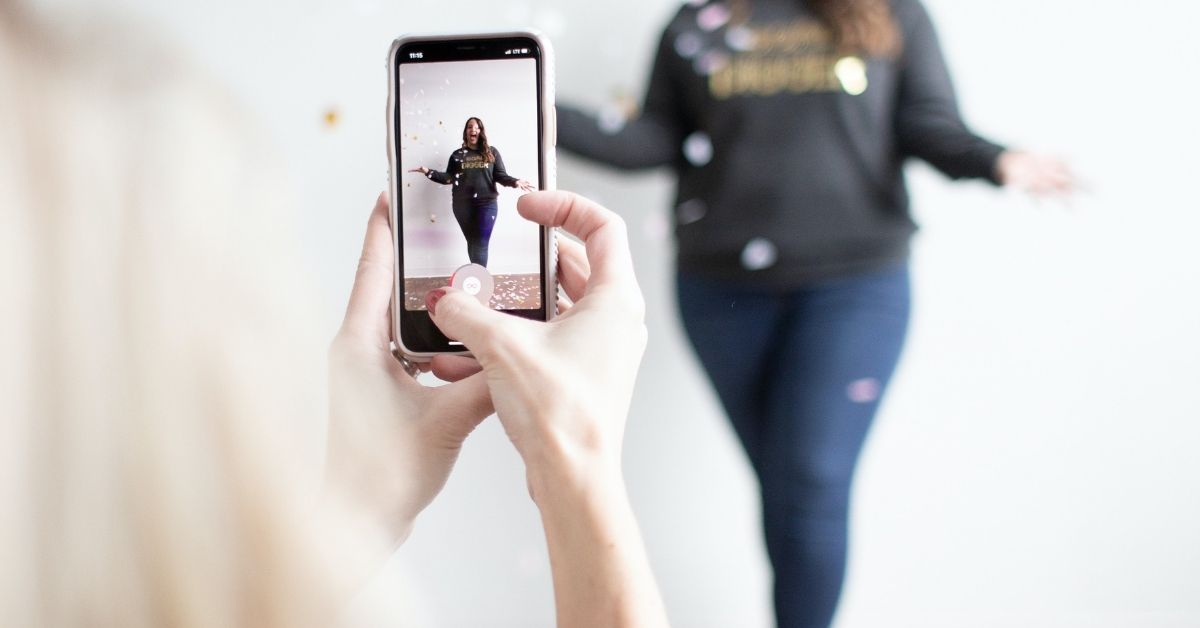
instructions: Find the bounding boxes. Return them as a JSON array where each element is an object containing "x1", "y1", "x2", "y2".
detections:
[
  {"x1": 409, "y1": 117, "x2": 534, "y2": 268},
  {"x1": 556, "y1": 0, "x2": 1074, "y2": 626}
]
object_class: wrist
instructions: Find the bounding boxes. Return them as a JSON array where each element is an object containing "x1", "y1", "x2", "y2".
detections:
[
  {"x1": 521, "y1": 426, "x2": 626, "y2": 508},
  {"x1": 994, "y1": 149, "x2": 1020, "y2": 186}
]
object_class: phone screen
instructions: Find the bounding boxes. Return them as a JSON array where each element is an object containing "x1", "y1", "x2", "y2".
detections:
[{"x1": 393, "y1": 36, "x2": 547, "y2": 352}]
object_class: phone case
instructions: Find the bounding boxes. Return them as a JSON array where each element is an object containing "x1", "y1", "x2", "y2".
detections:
[{"x1": 386, "y1": 30, "x2": 558, "y2": 362}]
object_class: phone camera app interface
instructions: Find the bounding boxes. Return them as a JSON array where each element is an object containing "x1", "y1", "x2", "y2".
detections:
[{"x1": 398, "y1": 47, "x2": 541, "y2": 313}]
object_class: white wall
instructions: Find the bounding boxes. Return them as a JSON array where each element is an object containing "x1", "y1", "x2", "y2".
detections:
[{"x1": 46, "y1": 0, "x2": 1200, "y2": 626}]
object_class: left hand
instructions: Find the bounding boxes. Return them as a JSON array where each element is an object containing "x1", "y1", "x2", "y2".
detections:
[
  {"x1": 516, "y1": 179, "x2": 535, "y2": 193},
  {"x1": 995, "y1": 150, "x2": 1076, "y2": 196},
  {"x1": 326, "y1": 192, "x2": 493, "y2": 545}
]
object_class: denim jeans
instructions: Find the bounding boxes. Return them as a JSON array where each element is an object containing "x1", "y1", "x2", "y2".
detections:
[
  {"x1": 676, "y1": 264, "x2": 911, "y2": 628},
  {"x1": 452, "y1": 198, "x2": 499, "y2": 267}
]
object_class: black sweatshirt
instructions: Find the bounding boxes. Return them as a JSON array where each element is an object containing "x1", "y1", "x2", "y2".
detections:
[
  {"x1": 557, "y1": 0, "x2": 1005, "y2": 287},
  {"x1": 426, "y1": 146, "x2": 520, "y2": 204}
]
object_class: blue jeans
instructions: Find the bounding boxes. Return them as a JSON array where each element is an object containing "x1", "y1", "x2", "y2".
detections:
[
  {"x1": 676, "y1": 265, "x2": 910, "y2": 628},
  {"x1": 452, "y1": 198, "x2": 499, "y2": 267}
]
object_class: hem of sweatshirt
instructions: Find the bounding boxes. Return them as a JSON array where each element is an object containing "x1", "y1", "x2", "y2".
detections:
[{"x1": 676, "y1": 244, "x2": 911, "y2": 290}]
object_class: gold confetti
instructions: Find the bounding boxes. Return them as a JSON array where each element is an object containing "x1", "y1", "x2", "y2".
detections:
[{"x1": 322, "y1": 107, "x2": 340, "y2": 128}]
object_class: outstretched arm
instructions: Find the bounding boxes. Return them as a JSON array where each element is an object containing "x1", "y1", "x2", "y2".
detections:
[
  {"x1": 490, "y1": 147, "x2": 535, "y2": 192},
  {"x1": 893, "y1": 1, "x2": 1077, "y2": 195},
  {"x1": 892, "y1": 0, "x2": 1006, "y2": 181},
  {"x1": 557, "y1": 26, "x2": 691, "y2": 171},
  {"x1": 408, "y1": 153, "x2": 460, "y2": 185}
]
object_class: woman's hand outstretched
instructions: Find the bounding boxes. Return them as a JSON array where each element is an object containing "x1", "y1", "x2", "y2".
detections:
[{"x1": 996, "y1": 150, "x2": 1076, "y2": 196}]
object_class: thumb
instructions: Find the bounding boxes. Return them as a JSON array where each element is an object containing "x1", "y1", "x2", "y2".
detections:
[
  {"x1": 426, "y1": 288, "x2": 520, "y2": 361},
  {"x1": 427, "y1": 371, "x2": 494, "y2": 437}
]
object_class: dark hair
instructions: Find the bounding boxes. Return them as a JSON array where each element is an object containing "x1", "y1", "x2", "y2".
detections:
[
  {"x1": 461, "y1": 117, "x2": 494, "y2": 163},
  {"x1": 806, "y1": 0, "x2": 902, "y2": 57}
]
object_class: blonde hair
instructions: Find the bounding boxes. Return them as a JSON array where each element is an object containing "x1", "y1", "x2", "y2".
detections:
[{"x1": 0, "y1": 6, "x2": 382, "y2": 627}]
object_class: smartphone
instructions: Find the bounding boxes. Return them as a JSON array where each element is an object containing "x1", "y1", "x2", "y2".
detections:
[{"x1": 387, "y1": 31, "x2": 557, "y2": 360}]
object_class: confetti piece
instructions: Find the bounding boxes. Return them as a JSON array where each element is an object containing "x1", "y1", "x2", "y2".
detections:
[
  {"x1": 683, "y1": 132, "x2": 714, "y2": 166},
  {"x1": 835, "y1": 56, "x2": 868, "y2": 95},
  {"x1": 725, "y1": 25, "x2": 756, "y2": 51},
  {"x1": 846, "y1": 378, "x2": 881, "y2": 403},
  {"x1": 322, "y1": 107, "x2": 340, "y2": 129},
  {"x1": 677, "y1": 199, "x2": 707, "y2": 224},
  {"x1": 697, "y1": 3, "x2": 731, "y2": 32},
  {"x1": 675, "y1": 32, "x2": 703, "y2": 58},
  {"x1": 740, "y1": 238, "x2": 778, "y2": 270}
]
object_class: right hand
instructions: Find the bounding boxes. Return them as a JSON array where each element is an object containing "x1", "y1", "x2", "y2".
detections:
[
  {"x1": 425, "y1": 191, "x2": 647, "y2": 497},
  {"x1": 428, "y1": 191, "x2": 669, "y2": 627},
  {"x1": 995, "y1": 150, "x2": 1076, "y2": 196},
  {"x1": 408, "y1": 166, "x2": 430, "y2": 175}
]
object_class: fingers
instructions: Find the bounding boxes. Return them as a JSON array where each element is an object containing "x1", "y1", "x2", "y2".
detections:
[
  {"x1": 430, "y1": 354, "x2": 484, "y2": 382},
  {"x1": 427, "y1": 288, "x2": 523, "y2": 363},
  {"x1": 557, "y1": 234, "x2": 589, "y2": 303},
  {"x1": 517, "y1": 191, "x2": 638, "y2": 298},
  {"x1": 340, "y1": 192, "x2": 395, "y2": 347}
]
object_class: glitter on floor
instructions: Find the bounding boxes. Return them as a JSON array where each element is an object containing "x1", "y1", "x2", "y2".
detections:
[{"x1": 404, "y1": 273, "x2": 542, "y2": 311}]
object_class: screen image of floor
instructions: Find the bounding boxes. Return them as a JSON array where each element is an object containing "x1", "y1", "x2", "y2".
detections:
[{"x1": 404, "y1": 273, "x2": 541, "y2": 311}]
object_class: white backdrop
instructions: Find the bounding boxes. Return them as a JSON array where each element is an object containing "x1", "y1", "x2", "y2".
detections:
[
  {"x1": 398, "y1": 58, "x2": 540, "y2": 276},
  {"x1": 41, "y1": 0, "x2": 1200, "y2": 626}
]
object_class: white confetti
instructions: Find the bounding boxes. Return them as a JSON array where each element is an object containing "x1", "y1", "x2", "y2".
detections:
[
  {"x1": 676, "y1": 199, "x2": 707, "y2": 225},
  {"x1": 696, "y1": 3, "x2": 731, "y2": 32},
  {"x1": 834, "y1": 56, "x2": 869, "y2": 95},
  {"x1": 598, "y1": 104, "x2": 628, "y2": 134},
  {"x1": 725, "y1": 25, "x2": 756, "y2": 51},
  {"x1": 682, "y1": 132, "x2": 714, "y2": 166},
  {"x1": 674, "y1": 32, "x2": 703, "y2": 58},
  {"x1": 740, "y1": 238, "x2": 778, "y2": 270}
]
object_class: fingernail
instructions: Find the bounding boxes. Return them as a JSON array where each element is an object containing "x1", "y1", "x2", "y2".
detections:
[{"x1": 425, "y1": 288, "x2": 447, "y2": 315}]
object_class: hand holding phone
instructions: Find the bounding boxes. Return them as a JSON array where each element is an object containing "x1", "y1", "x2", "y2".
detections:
[
  {"x1": 327, "y1": 192, "x2": 494, "y2": 545},
  {"x1": 423, "y1": 190, "x2": 668, "y2": 628}
]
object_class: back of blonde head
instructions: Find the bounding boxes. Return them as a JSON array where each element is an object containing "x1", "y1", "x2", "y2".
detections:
[{"x1": 0, "y1": 4, "x2": 371, "y2": 626}]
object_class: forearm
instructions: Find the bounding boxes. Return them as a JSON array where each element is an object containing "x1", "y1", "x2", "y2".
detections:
[
  {"x1": 557, "y1": 104, "x2": 680, "y2": 171},
  {"x1": 893, "y1": 0, "x2": 1006, "y2": 182},
  {"x1": 426, "y1": 170, "x2": 452, "y2": 184},
  {"x1": 530, "y1": 455, "x2": 669, "y2": 628},
  {"x1": 898, "y1": 118, "x2": 1006, "y2": 182}
]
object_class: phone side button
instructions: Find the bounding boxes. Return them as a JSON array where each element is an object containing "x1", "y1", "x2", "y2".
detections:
[{"x1": 549, "y1": 105, "x2": 557, "y2": 146}]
